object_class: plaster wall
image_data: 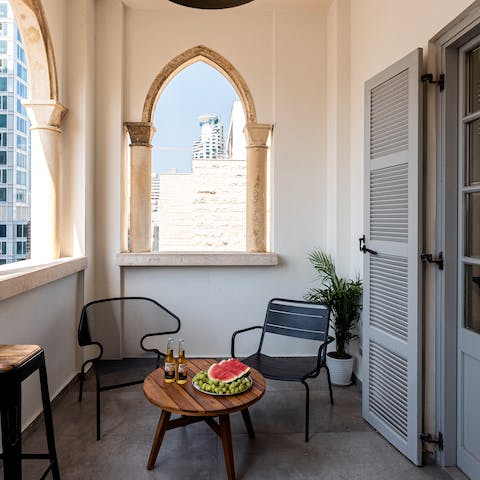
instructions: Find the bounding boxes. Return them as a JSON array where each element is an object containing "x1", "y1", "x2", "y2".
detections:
[
  {"x1": 111, "y1": 5, "x2": 327, "y2": 357},
  {"x1": 0, "y1": 275, "x2": 80, "y2": 430}
]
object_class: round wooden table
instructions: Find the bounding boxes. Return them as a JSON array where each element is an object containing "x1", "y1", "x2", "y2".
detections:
[{"x1": 143, "y1": 358, "x2": 266, "y2": 480}]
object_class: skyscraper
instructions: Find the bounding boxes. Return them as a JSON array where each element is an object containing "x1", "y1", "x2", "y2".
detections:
[
  {"x1": 192, "y1": 114, "x2": 224, "y2": 159},
  {"x1": 0, "y1": 2, "x2": 30, "y2": 265}
]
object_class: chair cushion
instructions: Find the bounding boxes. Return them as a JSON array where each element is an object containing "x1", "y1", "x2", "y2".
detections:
[{"x1": 241, "y1": 353, "x2": 320, "y2": 381}]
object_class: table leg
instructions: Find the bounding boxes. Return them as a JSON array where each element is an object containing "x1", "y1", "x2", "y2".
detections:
[
  {"x1": 219, "y1": 414, "x2": 235, "y2": 480},
  {"x1": 241, "y1": 408, "x2": 255, "y2": 439},
  {"x1": 147, "y1": 410, "x2": 171, "y2": 470}
]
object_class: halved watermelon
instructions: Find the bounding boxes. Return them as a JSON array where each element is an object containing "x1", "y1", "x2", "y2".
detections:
[{"x1": 207, "y1": 358, "x2": 251, "y2": 383}]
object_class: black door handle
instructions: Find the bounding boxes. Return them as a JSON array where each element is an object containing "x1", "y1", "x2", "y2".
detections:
[{"x1": 359, "y1": 235, "x2": 378, "y2": 255}]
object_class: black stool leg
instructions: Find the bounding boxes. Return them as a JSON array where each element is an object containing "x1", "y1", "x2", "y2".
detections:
[
  {"x1": 0, "y1": 381, "x2": 22, "y2": 480},
  {"x1": 39, "y1": 358, "x2": 60, "y2": 480}
]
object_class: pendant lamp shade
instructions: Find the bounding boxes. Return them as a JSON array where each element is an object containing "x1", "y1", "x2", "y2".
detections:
[{"x1": 168, "y1": 0, "x2": 254, "y2": 9}]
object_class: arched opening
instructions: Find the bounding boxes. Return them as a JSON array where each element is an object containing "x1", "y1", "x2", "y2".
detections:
[
  {"x1": 3, "y1": 0, "x2": 66, "y2": 262},
  {"x1": 142, "y1": 45, "x2": 256, "y2": 126},
  {"x1": 151, "y1": 60, "x2": 247, "y2": 251},
  {"x1": 126, "y1": 45, "x2": 271, "y2": 254}
]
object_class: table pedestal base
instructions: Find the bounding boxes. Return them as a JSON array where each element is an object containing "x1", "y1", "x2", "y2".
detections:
[{"x1": 147, "y1": 408, "x2": 255, "y2": 480}]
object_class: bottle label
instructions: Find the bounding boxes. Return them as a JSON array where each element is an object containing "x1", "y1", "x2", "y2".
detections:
[
  {"x1": 178, "y1": 363, "x2": 187, "y2": 375},
  {"x1": 164, "y1": 362, "x2": 176, "y2": 380}
]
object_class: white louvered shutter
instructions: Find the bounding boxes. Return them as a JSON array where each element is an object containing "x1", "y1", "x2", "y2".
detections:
[{"x1": 362, "y1": 48, "x2": 423, "y2": 466}]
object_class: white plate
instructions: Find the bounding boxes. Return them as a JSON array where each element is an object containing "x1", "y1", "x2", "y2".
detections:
[{"x1": 192, "y1": 375, "x2": 252, "y2": 396}]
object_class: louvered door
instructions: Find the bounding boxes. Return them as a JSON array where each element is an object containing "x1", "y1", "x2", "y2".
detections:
[{"x1": 362, "y1": 48, "x2": 423, "y2": 465}]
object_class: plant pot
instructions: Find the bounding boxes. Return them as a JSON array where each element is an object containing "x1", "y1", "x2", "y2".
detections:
[{"x1": 326, "y1": 352, "x2": 353, "y2": 386}]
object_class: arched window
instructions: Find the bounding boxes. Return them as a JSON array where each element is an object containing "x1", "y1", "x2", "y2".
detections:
[
  {"x1": 151, "y1": 61, "x2": 247, "y2": 251},
  {"x1": 2, "y1": 0, "x2": 66, "y2": 265},
  {"x1": 125, "y1": 45, "x2": 272, "y2": 256}
]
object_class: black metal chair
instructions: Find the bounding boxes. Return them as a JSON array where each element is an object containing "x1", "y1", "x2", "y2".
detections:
[
  {"x1": 77, "y1": 296, "x2": 181, "y2": 440},
  {"x1": 231, "y1": 298, "x2": 333, "y2": 442}
]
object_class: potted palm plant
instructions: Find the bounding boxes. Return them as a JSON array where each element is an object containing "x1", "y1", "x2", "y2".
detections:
[{"x1": 304, "y1": 249, "x2": 362, "y2": 385}]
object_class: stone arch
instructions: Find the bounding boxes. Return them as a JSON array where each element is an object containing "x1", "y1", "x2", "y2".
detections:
[
  {"x1": 142, "y1": 44, "x2": 257, "y2": 125},
  {"x1": 9, "y1": 0, "x2": 58, "y2": 103},
  {"x1": 127, "y1": 45, "x2": 271, "y2": 253},
  {"x1": 6, "y1": 0, "x2": 66, "y2": 261}
]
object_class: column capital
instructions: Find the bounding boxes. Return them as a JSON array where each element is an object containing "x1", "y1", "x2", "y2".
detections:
[
  {"x1": 244, "y1": 123, "x2": 273, "y2": 148},
  {"x1": 125, "y1": 122, "x2": 156, "y2": 146},
  {"x1": 23, "y1": 100, "x2": 68, "y2": 130}
]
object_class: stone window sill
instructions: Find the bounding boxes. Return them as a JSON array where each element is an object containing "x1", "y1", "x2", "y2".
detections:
[
  {"x1": 116, "y1": 252, "x2": 278, "y2": 267},
  {"x1": 0, "y1": 256, "x2": 88, "y2": 301}
]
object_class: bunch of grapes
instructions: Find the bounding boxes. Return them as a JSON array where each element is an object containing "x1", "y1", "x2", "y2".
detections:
[{"x1": 192, "y1": 371, "x2": 251, "y2": 395}]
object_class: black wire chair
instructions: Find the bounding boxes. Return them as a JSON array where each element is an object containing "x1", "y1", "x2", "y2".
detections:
[
  {"x1": 77, "y1": 296, "x2": 181, "y2": 440},
  {"x1": 231, "y1": 298, "x2": 333, "y2": 442}
]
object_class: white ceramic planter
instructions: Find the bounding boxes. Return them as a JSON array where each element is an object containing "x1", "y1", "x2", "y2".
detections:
[{"x1": 326, "y1": 353, "x2": 353, "y2": 386}]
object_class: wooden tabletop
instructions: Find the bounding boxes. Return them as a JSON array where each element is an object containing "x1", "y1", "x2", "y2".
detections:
[
  {"x1": 144, "y1": 358, "x2": 266, "y2": 417},
  {"x1": 0, "y1": 345, "x2": 42, "y2": 372}
]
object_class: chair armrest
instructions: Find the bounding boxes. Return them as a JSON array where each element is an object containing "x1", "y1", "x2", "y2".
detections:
[
  {"x1": 231, "y1": 325, "x2": 263, "y2": 358},
  {"x1": 140, "y1": 327, "x2": 181, "y2": 356},
  {"x1": 316, "y1": 335, "x2": 335, "y2": 370}
]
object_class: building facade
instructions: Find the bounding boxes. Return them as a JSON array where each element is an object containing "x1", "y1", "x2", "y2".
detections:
[
  {"x1": 192, "y1": 114, "x2": 224, "y2": 159},
  {"x1": 0, "y1": 1, "x2": 30, "y2": 265}
]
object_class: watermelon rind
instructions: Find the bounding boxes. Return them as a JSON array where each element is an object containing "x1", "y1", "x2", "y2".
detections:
[{"x1": 207, "y1": 358, "x2": 250, "y2": 383}]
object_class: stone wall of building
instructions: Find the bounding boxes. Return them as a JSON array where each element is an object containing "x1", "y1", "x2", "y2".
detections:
[{"x1": 153, "y1": 159, "x2": 246, "y2": 251}]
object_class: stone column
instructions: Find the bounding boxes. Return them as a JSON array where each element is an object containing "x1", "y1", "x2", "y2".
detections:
[
  {"x1": 125, "y1": 122, "x2": 155, "y2": 252},
  {"x1": 24, "y1": 100, "x2": 67, "y2": 261},
  {"x1": 244, "y1": 123, "x2": 272, "y2": 252}
]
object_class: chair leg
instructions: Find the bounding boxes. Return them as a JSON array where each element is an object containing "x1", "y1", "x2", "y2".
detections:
[
  {"x1": 78, "y1": 360, "x2": 89, "y2": 402},
  {"x1": 301, "y1": 380, "x2": 310, "y2": 442},
  {"x1": 96, "y1": 375, "x2": 101, "y2": 441},
  {"x1": 325, "y1": 366, "x2": 334, "y2": 405}
]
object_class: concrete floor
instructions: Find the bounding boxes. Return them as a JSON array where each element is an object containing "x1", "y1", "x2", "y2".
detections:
[{"x1": 2, "y1": 370, "x2": 459, "y2": 479}]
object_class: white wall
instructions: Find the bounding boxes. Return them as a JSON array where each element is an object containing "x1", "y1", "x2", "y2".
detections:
[
  {"x1": 91, "y1": 2, "x2": 328, "y2": 358},
  {"x1": 0, "y1": 275, "x2": 80, "y2": 429}
]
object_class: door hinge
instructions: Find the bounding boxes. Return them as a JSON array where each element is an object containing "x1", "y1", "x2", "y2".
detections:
[
  {"x1": 421, "y1": 73, "x2": 445, "y2": 92},
  {"x1": 420, "y1": 432, "x2": 443, "y2": 451},
  {"x1": 420, "y1": 252, "x2": 444, "y2": 270}
]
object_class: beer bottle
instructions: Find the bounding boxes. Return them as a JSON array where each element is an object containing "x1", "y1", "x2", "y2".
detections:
[
  {"x1": 164, "y1": 337, "x2": 176, "y2": 383},
  {"x1": 177, "y1": 339, "x2": 188, "y2": 385}
]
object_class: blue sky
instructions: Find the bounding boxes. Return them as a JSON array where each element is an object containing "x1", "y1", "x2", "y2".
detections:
[{"x1": 152, "y1": 61, "x2": 237, "y2": 173}]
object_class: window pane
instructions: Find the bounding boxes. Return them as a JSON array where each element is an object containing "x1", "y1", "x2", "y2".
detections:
[
  {"x1": 0, "y1": 187, "x2": 5, "y2": 201},
  {"x1": 468, "y1": 47, "x2": 480, "y2": 114},
  {"x1": 0, "y1": 224, "x2": 5, "y2": 236},
  {"x1": 467, "y1": 118, "x2": 480, "y2": 185},
  {"x1": 466, "y1": 192, "x2": 480, "y2": 257},
  {"x1": 0, "y1": 151, "x2": 5, "y2": 165},
  {"x1": 465, "y1": 264, "x2": 480, "y2": 333},
  {"x1": 0, "y1": 77, "x2": 7, "y2": 91},
  {"x1": 0, "y1": 5, "x2": 7, "y2": 18},
  {"x1": 0, "y1": 113, "x2": 6, "y2": 128}
]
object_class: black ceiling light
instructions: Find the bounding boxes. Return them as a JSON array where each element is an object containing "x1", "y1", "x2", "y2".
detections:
[{"x1": 168, "y1": 0, "x2": 254, "y2": 9}]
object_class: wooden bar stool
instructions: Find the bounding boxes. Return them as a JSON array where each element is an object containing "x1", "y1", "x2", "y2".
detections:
[{"x1": 0, "y1": 345, "x2": 60, "y2": 480}]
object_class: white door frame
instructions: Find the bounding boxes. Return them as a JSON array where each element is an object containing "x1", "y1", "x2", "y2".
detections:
[{"x1": 430, "y1": 1, "x2": 480, "y2": 467}]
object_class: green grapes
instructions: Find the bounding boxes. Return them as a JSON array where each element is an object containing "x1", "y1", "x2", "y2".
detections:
[{"x1": 192, "y1": 370, "x2": 251, "y2": 395}]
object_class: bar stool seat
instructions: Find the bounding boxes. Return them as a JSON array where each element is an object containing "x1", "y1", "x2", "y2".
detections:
[{"x1": 0, "y1": 345, "x2": 60, "y2": 480}]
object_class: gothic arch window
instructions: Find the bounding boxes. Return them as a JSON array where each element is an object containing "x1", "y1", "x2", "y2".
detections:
[{"x1": 126, "y1": 45, "x2": 272, "y2": 254}]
